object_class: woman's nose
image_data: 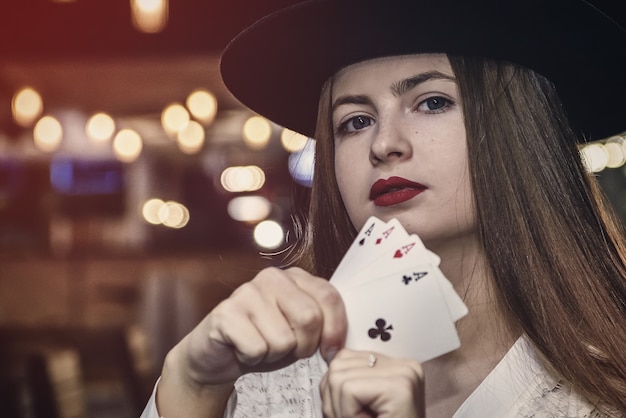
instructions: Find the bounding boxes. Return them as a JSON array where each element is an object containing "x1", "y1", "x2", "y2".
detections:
[{"x1": 369, "y1": 121, "x2": 413, "y2": 165}]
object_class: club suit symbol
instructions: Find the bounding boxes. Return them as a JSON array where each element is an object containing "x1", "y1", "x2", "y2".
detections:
[{"x1": 368, "y1": 318, "x2": 393, "y2": 341}]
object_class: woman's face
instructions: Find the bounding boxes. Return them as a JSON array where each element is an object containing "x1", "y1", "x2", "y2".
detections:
[{"x1": 332, "y1": 54, "x2": 475, "y2": 249}]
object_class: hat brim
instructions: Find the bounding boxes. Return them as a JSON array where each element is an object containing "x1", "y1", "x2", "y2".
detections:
[{"x1": 221, "y1": 0, "x2": 626, "y2": 141}]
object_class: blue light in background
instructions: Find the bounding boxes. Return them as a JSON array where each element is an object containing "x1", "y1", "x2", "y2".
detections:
[
  {"x1": 50, "y1": 158, "x2": 125, "y2": 195},
  {"x1": 288, "y1": 139, "x2": 315, "y2": 187}
]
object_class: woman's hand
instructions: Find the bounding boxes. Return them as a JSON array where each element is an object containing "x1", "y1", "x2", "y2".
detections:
[
  {"x1": 156, "y1": 266, "x2": 347, "y2": 417},
  {"x1": 320, "y1": 349, "x2": 425, "y2": 418},
  {"x1": 183, "y1": 266, "x2": 347, "y2": 384}
]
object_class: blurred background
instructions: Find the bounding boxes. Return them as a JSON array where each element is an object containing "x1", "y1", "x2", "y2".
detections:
[
  {"x1": 0, "y1": 0, "x2": 624, "y2": 417},
  {"x1": 0, "y1": 1, "x2": 311, "y2": 416}
]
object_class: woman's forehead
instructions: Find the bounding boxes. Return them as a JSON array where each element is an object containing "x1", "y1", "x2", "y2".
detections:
[{"x1": 332, "y1": 54, "x2": 454, "y2": 90}]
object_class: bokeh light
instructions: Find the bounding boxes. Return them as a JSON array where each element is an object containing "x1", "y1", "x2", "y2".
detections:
[
  {"x1": 113, "y1": 129, "x2": 143, "y2": 162},
  {"x1": 159, "y1": 201, "x2": 190, "y2": 228},
  {"x1": 161, "y1": 103, "x2": 190, "y2": 136},
  {"x1": 281, "y1": 128, "x2": 308, "y2": 153},
  {"x1": 142, "y1": 198, "x2": 190, "y2": 228},
  {"x1": 13, "y1": 87, "x2": 43, "y2": 127},
  {"x1": 33, "y1": 116, "x2": 63, "y2": 152},
  {"x1": 227, "y1": 196, "x2": 272, "y2": 223},
  {"x1": 86, "y1": 112, "x2": 116, "y2": 143},
  {"x1": 177, "y1": 120, "x2": 205, "y2": 154},
  {"x1": 604, "y1": 136, "x2": 626, "y2": 169},
  {"x1": 142, "y1": 198, "x2": 165, "y2": 224},
  {"x1": 242, "y1": 116, "x2": 271, "y2": 150},
  {"x1": 220, "y1": 165, "x2": 265, "y2": 192},
  {"x1": 131, "y1": 0, "x2": 168, "y2": 33},
  {"x1": 186, "y1": 89, "x2": 218, "y2": 125},
  {"x1": 581, "y1": 143, "x2": 609, "y2": 173},
  {"x1": 253, "y1": 220, "x2": 284, "y2": 249}
]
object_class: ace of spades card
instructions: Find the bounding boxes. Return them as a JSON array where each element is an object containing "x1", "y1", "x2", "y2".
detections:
[{"x1": 330, "y1": 216, "x2": 468, "y2": 363}]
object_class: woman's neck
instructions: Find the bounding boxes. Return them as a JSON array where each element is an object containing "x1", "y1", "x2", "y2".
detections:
[{"x1": 423, "y1": 235, "x2": 521, "y2": 417}]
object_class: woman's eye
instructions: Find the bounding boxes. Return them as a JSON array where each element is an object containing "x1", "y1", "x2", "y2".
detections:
[
  {"x1": 417, "y1": 96, "x2": 452, "y2": 113},
  {"x1": 338, "y1": 115, "x2": 374, "y2": 133}
]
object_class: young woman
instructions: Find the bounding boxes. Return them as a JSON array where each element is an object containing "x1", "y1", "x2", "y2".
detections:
[{"x1": 142, "y1": 0, "x2": 626, "y2": 416}]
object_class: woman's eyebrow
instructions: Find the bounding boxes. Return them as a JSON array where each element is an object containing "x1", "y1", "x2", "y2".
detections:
[
  {"x1": 391, "y1": 71, "x2": 456, "y2": 97},
  {"x1": 331, "y1": 70, "x2": 455, "y2": 112},
  {"x1": 331, "y1": 94, "x2": 374, "y2": 113}
]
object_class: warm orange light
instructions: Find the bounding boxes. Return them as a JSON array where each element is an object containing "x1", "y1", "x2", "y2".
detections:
[
  {"x1": 220, "y1": 165, "x2": 265, "y2": 192},
  {"x1": 33, "y1": 116, "x2": 63, "y2": 152},
  {"x1": 227, "y1": 196, "x2": 272, "y2": 223},
  {"x1": 253, "y1": 220, "x2": 284, "y2": 249},
  {"x1": 243, "y1": 116, "x2": 271, "y2": 150},
  {"x1": 131, "y1": 0, "x2": 169, "y2": 33},
  {"x1": 113, "y1": 129, "x2": 143, "y2": 162},
  {"x1": 86, "y1": 112, "x2": 116, "y2": 143},
  {"x1": 12, "y1": 87, "x2": 43, "y2": 127},
  {"x1": 142, "y1": 198, "x2": 165, "y2": 224},
  {"x1": 280, "y1": 128, "x2": 308, "y2": 152},
  {"x1": 186, "y1": 89, "x2": 218, "y2": 125},
  {"x1": 161, "y1": 201, "x2": 190, "y2": 228},
  {"x1": 580, "y1": 143, "x2": 609, "y2": 173},
  {"x1": 177, "y1": 120, "x2": 205, "y2": 154},
  {"x1": 161, "y1": 103, "x2": 190, "y2": 136}
]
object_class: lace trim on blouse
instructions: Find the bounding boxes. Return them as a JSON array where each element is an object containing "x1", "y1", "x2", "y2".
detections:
[{"x1": 226, "y1": 337, "x2": 606, "y2": 418}]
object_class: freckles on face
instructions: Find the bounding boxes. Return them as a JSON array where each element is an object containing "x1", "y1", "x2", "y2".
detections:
[{"x1": 331, "y1": 54, "x2": 475, "y2": 245}]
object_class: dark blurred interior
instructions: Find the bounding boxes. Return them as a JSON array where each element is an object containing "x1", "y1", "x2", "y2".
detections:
[
  {"x1": 0, "y1": 1, "x2": 307, "y2": 416},
  {"x1": 0, "y1": 1, "x2": 625, "y2": 417}
]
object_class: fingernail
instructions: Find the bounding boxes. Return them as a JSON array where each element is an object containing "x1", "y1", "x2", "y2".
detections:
[{"x1": 323, "y1": 347, "x2": 338, "y2": 363}]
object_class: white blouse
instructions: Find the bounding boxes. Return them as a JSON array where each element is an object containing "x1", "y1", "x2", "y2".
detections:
[{"x1": 141, "y1": 336, "x2": 603, "y2": 418}]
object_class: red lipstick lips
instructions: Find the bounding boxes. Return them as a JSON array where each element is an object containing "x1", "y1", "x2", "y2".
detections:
[{"x1": 370, "y1": 176, "x2": 427, "y2": 207}]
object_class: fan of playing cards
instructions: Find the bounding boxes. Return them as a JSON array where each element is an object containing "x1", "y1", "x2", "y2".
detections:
[{"x1": 330, "y1": 216, "x2": 468, "y2": 363}]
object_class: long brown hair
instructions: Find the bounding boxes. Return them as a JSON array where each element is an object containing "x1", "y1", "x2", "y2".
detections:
[
  {"x1": 450, "y1": 56, "x2": 626, "y2": 413},
  {"x1": 289, "y1": 55, "x2": 626, "y2": 413},
  {"x1": 288, "y1": 78, "x2": 355, "y2": 276}
]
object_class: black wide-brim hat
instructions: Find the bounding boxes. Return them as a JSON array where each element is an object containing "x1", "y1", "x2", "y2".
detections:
[{"x1": 221, "y1": 0, "x2": 626, "y2": 141}]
